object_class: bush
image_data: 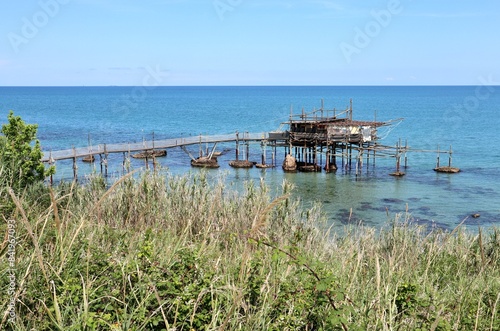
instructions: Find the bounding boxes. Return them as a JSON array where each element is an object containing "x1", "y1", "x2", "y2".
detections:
[{"x1": 0, "y1": 111, "x2": 55, "y2": 190}]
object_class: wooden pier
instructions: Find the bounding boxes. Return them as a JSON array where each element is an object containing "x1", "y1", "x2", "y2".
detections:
[{"x1": 41, "y1": 99, "x2": 458, "y2": 180}]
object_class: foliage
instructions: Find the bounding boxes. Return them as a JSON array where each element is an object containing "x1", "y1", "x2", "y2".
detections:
[
  {"x1": 0, "y1": 171, "x2": 499, "y2": 330},
  {"x1": 0, "y1": 111, "x2": 55, "y2": 190}
]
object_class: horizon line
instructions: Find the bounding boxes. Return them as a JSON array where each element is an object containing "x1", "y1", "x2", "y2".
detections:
[{"x1": 1, "y1": 84, "x2": 499, "y2": 88}]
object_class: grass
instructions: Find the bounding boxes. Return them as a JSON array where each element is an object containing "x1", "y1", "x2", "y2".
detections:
[{"x1": 0, "y1": 168, "x2": 499, "y2": 330}]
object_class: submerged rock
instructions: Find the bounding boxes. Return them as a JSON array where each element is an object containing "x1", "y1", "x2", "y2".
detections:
[
  {"x1": 191, "y1": 156, "x2": 219, "y2": 168},
  {"x1": 131, "y1": 149, "x2": 167, "y2": 159},
  {"x1": 434, "y1": 166, "x2": 460, "y2": 173},
  {"x1": 229, "y1": 160, "x2": 254, "y2": 168},
  {"x1": 82, "y1": 155, "x2": 95, "y2": 163},
  {"x1": 389, "y1": 171, "x2": 405, "y2": 177},
  {"x1": 282, "y1": 154, "x2": 297, "y2": 172}
]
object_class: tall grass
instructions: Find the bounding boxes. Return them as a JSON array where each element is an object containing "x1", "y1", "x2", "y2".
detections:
[{"x1": 1, "y1": 169, "x2": 499, "y2": 330}]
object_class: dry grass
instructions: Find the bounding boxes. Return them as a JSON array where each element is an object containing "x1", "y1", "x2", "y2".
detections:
[{"x1": 0, "y1": 170, "x2": 499, "y2": 330}]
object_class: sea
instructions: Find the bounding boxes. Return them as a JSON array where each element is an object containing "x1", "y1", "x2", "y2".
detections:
[{"x1": 1, "y1": 86, "x2": 499, "y2": 231}]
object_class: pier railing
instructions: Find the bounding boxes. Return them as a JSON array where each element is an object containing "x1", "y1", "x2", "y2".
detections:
[{"x1": 42, "y1": 132, "x2": 275, "y2": 162}]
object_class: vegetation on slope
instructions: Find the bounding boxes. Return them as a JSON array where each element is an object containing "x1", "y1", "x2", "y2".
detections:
[{"x1": 0, "y1": 169, "x2": 499, "y2": 330}]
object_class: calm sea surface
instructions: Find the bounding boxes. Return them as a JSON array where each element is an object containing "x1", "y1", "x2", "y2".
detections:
[{"x1": 1, "y1": 86, "x2": 499, "y2": 230}]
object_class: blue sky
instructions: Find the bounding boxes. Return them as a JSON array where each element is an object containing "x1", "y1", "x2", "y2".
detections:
[{"x1": 0, "y1": 0, "x2": 499, "y2": 86}]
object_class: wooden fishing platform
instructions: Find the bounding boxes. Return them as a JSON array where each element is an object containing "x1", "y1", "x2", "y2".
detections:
[
  {"x1": 41, "y1": 133, "x2": 269, "y2": 162},
  {"x1": 41, "y1": 98, "x2": 458, "y2": 181}
]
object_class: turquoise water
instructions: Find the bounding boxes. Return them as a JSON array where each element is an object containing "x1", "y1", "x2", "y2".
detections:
[{"x1": 1, "y1": 86, "x2": 499, "y2": 230}]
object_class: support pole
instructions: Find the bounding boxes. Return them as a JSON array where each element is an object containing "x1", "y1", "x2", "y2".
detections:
[
  {"x1": 448, "y1": 145, "x2": 453, "y2": 167},
  {"x1": 72, "y1": 147, "x2": 78, "y2": 181},
  {"x1": 273, "y1": 143, "x2": 277, "y2": 167},
  {"x1": 404, "y1": 139, "x2": 408, "y2": 168},
  {"x1": 366, "y1": 146, "x2": 370, "y2": 167},
  {"x1": 350, "y1": 98, "x2": 353, "y2": 121},
  {"x1": 333, "y1": 143, "x2": 337, "y2": 169},
  {"x1": 73, "y1": 158, "x2": 77, "y2": 181},
  {"x1": 235, "y1": 131, "x2": 239, "y2": 161},
  {"x1": 199, "y1": 134, "x2": 203, "y2": 158},
  {"x1": 49, "y1": 151, "x2": 54, "y2": 185},
  {"x1": 122, "y1": 152, "x2": 126, "y2": 175},
  {"x1": 261, "y1": 141, "x2": 266, "y2": 166},
  {"x1": 99, "y1": 154, "x2": 103, "y2": 174},
  {"x1": 341, "y1": 144, "x2": 345, "y2": 170},
  {"x1": 436, "y1": 145, "x2": 441, "y2": 168},
  {"x1": 325, "y1": 148, "x2": 330, "y2": 172},
  {"x1": 104, "y1": 143, "x2": 108, "y2": 178},
  {"x1": 355, "y1": 152, "x2": 359, "y2": 177},
  {"x1": 313, "y1": 145, "x2": 317, "y2": 168},
  {"x1": 396, "y1": 142, "x2": 401, "y2": 173},
  {"x1": 319, "y1": 143, "x2": 323, "y2": 167},
  {"x1": 359, "y1": 149, "x2": 363, "y2": 170}
]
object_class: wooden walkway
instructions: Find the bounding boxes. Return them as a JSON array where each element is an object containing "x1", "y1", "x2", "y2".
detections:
[{"x1": 41, "y1": 132, "x2": 275, "y2": 162}]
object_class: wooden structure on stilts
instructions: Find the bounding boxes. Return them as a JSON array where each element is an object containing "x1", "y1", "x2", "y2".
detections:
[
  {"x1": 229, "y1": 131, "x2": 254, "y2": 168},
  {"x1": 434, "y1": 145, "x2": 460, "y2": 173},
  {"x1": 41, "y1": 98, "x2": 460, "y2": 181},
  {"x1": 280, "y1": 99, "x2": 402, "y2": 174}
]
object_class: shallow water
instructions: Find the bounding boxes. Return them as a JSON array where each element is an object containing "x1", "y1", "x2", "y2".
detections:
[{"x1": 1, "y1": 86, "x2": 499, "y2": 230}]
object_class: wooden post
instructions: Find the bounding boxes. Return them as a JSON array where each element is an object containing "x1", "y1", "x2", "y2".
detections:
[
  {"x1": 325, "y1": 148, "x2": 330, "y2": 172},
  {"x1": 261, "y1": 141, "x2": 266, "y2": 166},
  {"x1": 348, "y1": 144, "x2": 352, "y2": 169},
  {"x1": 235, "y1": 131, "x2": 239, "y2": 161},
  {"x1": 350, "y1": 98, "x2": 353, "y2": 121},
  {"x1": 313, "y1": 145, "x2": 317, "y2": 167},
  {"x1": 289, "y1": 105, "x2": 293, "y2": 156},
  {"x1": 359, "y1": 149, "x2": 363, "y2": 170},
  {"x1": 366, "y1": 146, "x2": 370, "y2": 167},
  {"x1": 396, "y1": 142, "x2": 401, "y2": 173},
  {"x1": 273, "y1": 143, "x2": 276, "y2": 167},
  {"x1": 122, "y1": 152, "x2": 126, "y2": 175},
  {"x1": 104, "y1": 144, "x2": 108, "y2": 177},
  {"x1": 49, "y1": 151, "x2": 54, "y2": 185},
  {"x1": 436, "y1": 145, "x2": 441, "y2": 168},
  {"x1": 127, "y1": 145, "x2": 131, "y2": 173},
  {"x1": 448, "y1": 145, "x2": 453, "y2": 167},
  {"x1": 73, "y1": 157, "x2": 77, "y2": 181},
  {"x1": 404, "y1": 139, "x2": 408, "y2": 168},
  {"x1": 104, "y1": 158, "x2": 108, "y2": 177},
  {"x1": 72, "y1": 147, "x2": 77, "y2": 181},
  {"x1": 332, "y1": 143, "x2": 337, "y2": 169},
  {"x1": 199, "y1": 134, "x2": 203, "y2": 158},
  {"x1": 341, "y1": 144, "x2": 345, "y2": 169},
  {"x1": 99, "y1": 154, "x2": 103, "y2": 174},
  {"x1": 245, "y1": 140, "x2": 249, "y2": 161},
  {"x1": 319, "y1": 143, "x2": 323, "y2": 167},
  {"x1": 355, "y1": 152, "x2": 359, "y2": 177}
]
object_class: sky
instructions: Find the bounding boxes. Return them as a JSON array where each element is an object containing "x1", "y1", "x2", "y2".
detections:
[{"x1": 0, "y1": 0, "x2": 499, "y2": 86}]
